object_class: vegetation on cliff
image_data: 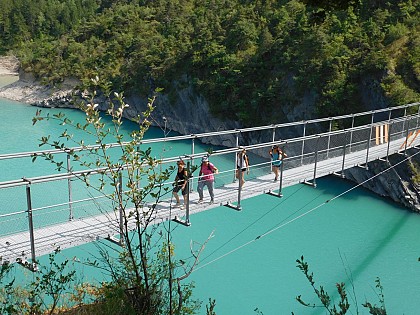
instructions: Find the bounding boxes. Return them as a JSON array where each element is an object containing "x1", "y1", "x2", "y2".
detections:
[{"x1": 1, "y1": 0, "x2": 419, "y2": 125}]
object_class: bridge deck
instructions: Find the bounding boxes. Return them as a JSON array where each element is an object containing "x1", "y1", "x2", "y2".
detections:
[{"x1": 0, "y1": 135, "x2": 418, "y2": 264}]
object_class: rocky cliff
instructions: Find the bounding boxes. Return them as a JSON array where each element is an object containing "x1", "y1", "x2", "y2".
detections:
[
  {"x1": 343, "y1": 148, "x2": 420, "y2": 213},
  {"x1": 1, "y1": 58, "x2": 419, "y2": 212},
  {"x1": 124, "y1": 79, "x2": 242, "y2": 147},
  {"x1": 31, "y1": 79, "x2": 420, "y2": 213}
]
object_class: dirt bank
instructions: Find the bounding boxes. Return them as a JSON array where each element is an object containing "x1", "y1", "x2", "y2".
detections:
[{"x1": 0, "y1": 56, "x2": 78, "y2": 104}]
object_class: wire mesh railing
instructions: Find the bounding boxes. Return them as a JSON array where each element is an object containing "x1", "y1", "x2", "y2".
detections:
[{"x1": 1, "y1": 104, "x2": 420, "y2": 266}]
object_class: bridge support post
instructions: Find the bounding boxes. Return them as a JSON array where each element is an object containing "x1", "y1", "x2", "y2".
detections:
[
  {"x1": 271, "y1": 127, "x2": 276, "y2": 173},
  {"x1": 107, "y1": 172, "x2": 125, "y2": 245},
  {"x1": 22, "y1": 182, "x2": 37, "y2": 271},
  {"x1": 66, "y1": 154, "x2": 73, "y2": 221},
  {"x1": 312, "y1": 137, "x2": 319, "y2": 187},
  {"x1": 225, "y1": 168, "x2": 242, "y2": 211},
  {"x1": 304, "y1": 137, "x2": 319, "y2": 188},
  {"x1": 300, "y1": 122, "x2": 307, "y2": 166},
  {"x1": 327, "y1": 118, "x2": 332, "y2": 158},
  {"x1": 404, "y1": 114, "x2": 410, "y2": 156},
  {"x1": 349, "y1": 114, "x2": 355, "y2": 153},
  {"x1": 402, "y1": 106, "x2": 408, "y2": 138},
  {"x1": 233, "y1": 132, "x2": 239, "y2": 182},
  {"x1": 339, "y1": 132, "x2": 349, "y2": 177},
  {"x1": 416, "y1": 105, "x2": 420, "y2": 130},
  {"x1": 107, "y1": 172, "x2": 125, "y2": 246},
  {"x1": 136, "y1": 145, "x2": 141, "y2": 195},
  {"x1": 118, "y1": 173, "x2": 124, "y2": 244},
  {"x1": 190, "y1": 138, "x2": 195, "y2": 193},
  {"x1": 386, "y1": 121, "x2": 392, "y2": 162},
  {"x1": 365, "y1": 113, "x2": 375, "y2": 169}
]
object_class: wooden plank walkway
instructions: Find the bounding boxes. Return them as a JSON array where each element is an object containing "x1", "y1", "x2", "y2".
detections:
[{"x1": 1, "y1": 136, "x2": 419, "y2": 265}]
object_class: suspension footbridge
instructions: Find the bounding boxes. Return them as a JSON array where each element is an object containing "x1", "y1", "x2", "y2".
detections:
[{"x1": 1, "y1": 103, "x2": 420, "y2": 268}]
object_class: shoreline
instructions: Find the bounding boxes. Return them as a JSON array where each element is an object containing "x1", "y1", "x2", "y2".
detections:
[
  {"x1": 0, "y1": 56, "x2": 77, "y2": 104},
  {"x1": 0, "y1": 76, "x2": 63, "y2": 104},
  {"x1": 0, "y1": 74, "x2": 79, "y2": 105},
  {"x1": 0, "y1": 55, "x2": 39, "y2": 103},
  {"x1": 0, "y1": 74, "x2": 19, "y2": 89},
  {"x1": 0, "y1": 56, "x2": 21, "y2": 99}
]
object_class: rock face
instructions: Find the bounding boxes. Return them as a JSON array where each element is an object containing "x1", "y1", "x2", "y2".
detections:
[
  {"x1": 124, "y1": 82, "x2": 242, "y2": 147},
  {"x1": 1, "y1": 61, "x2": 420, "y2": 212},
  {"x1": 0, "y1": 67, "x2": 79, "y2": 105},
  {"x1": 0, "y1": 56, "x2": 19, "y2": 75},
  {"x1": 343, "y1": 148, "x2": 420, "y2": 213}
]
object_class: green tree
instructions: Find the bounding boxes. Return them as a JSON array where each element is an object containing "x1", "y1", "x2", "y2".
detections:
[
  {"x1": 32, "y1": 78, "x2": 209, "y2": 314},
  {"x1": 3, "y1": 0, "x2": 419, "y2": 126},
  {"x1": 295, "y1": 256, "x2": 388, "y2": 315}
]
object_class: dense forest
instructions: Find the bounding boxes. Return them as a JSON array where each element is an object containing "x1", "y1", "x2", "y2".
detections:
[{"x1": 0, "y1": 0, "x2": 419, "y2": 125}]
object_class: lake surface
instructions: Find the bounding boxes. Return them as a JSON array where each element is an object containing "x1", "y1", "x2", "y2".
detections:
[{"x1": 1, "y1": 96, "x2": 419, "y2": 314}]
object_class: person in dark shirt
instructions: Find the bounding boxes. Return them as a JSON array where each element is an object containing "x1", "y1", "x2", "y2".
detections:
[{"x1": 173, "y1": 159, "x2": 189, "y2": 209}]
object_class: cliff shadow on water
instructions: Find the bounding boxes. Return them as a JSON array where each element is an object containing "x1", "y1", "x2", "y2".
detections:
[{"x1": 342, "y1": 148, "x2": 420, "y2": 213}]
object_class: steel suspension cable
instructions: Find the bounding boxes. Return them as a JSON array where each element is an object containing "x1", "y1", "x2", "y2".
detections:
[{"x1": 194, "y1": 147, "x2": 420, "y2": 272}]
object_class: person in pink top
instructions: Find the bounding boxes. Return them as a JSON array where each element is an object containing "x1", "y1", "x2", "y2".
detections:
[{"x1": 197, "y1": 156, "x2": 218, "y2": 204}]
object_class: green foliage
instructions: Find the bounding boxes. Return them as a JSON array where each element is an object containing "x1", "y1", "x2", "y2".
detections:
[
  {"x1": 32, "y1": 79, "x2": 205, "y2": 314},
  {"x1": 0, "y1": 0, "x2": 98, "y2": 53},
  {"x1": 0, "y1": 249, "x2": 81, "y2": 315},
  {"x1": 295, "y1": 256, "x2": 388, "y2": 315},
  {"x1": 206, "y1": 299, "x2": 217, "y2": 315},
  {"x1": 27, "y1": 248, "x2": 76, "y2": 315},
  {"x1": 362, "y1": 278, "x2": 387, "y2": 315},
  {"x1": 382, "y1": 74, "x2": 419, "y2": 105},
  {"x1": 2, "y1": 0, "x2": 420, "y2": 125},
  {"x1": 0, "y1": 263, "x2": 17, "y2": 314},
  {"x1": 295, "y1": 255, "x2": 350, "y2": 314},
  {"x1": 409, "y1": 160, "x2": 420, "y2": 185}
]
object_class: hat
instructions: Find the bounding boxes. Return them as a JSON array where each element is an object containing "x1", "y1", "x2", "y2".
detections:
[{"x1": 202, "y1": 156, "x2": 209, "y2": 162}]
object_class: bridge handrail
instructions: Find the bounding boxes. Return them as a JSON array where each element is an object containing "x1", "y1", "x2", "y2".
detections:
[
  {"x1": 2, "y1": 107, "x2": 420, "y2": 265},
  {"x1": 1, "y1": 113, "x2": 416, "y2": 190},
  {"x1": 1, "y1": 102, "x2": 419, "y2": 162}
]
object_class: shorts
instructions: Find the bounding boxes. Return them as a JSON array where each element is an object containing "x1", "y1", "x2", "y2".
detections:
[
  {"x1": 173, "y1": 183, "x2": 189, "y2": 196},
  {"x1": 272, "y1": 160, "x2": 282, "y2": 167},
  {"x1": 237, "y1": 167, "x2": 247, "y2": 172}
]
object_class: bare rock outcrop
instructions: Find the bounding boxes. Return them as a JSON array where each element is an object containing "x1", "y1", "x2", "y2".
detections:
[
  {"x1": 0, "y1": 55, "x2": 19, "y2": 75},
  {"x1": 125, "y1": 82, "x2": 241, "y2": 147},
  {"x1": 0, "y1": 69, "x2": 79, "y2": 105},
  {"x1": 343, "y1": 149, "x2": 420, "y2": 213},
  {"x1": 2, "y1": 62, "x2": 420, "y2": 212}
]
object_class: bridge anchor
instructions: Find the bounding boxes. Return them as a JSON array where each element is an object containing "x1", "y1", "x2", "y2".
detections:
[
  {"x1": 266, "y1": 190, "x2": 283, "y2": 198},
  {"x1": 225, "y1": 202, "x2": 242, "y2": 211},
  {"x1": 16, "y1": 258, "x2": 37, "y2": 272},
  {"x1": 106, "y1": 235, "x2": 123, "y2": 247},
  {"x1": 173, "y1": 216, "x2": 191, "y2": 226},
  {"x1": 303, "y1": 180, "x2": 317, "y2": 188},
  {"x1": 332, "y1": 172, "x2": 345, "y2": 179}
]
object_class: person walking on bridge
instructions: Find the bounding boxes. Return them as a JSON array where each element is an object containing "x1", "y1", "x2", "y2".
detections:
[
  {"x1": 236, "y1": 146, "x2": 249, "y2": 188},
  {"x1": 269, "y1": 145, "x2": 287, "y2": 181},
  {"x1": 173, "y1": 159, "x2": 189, "y2": 209},
  {"x1": 197, "y1": 156, "x2": 218, "y2": 204}
]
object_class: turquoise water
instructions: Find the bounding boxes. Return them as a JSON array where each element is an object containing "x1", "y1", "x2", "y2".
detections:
[{"x1": 1, "y1": 98, "x2": 420, "y2": 314}]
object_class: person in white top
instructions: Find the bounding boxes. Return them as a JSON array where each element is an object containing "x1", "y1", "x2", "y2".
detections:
[{"x1": 236, "y1": 147, "x2": 249, "y2": 188}]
